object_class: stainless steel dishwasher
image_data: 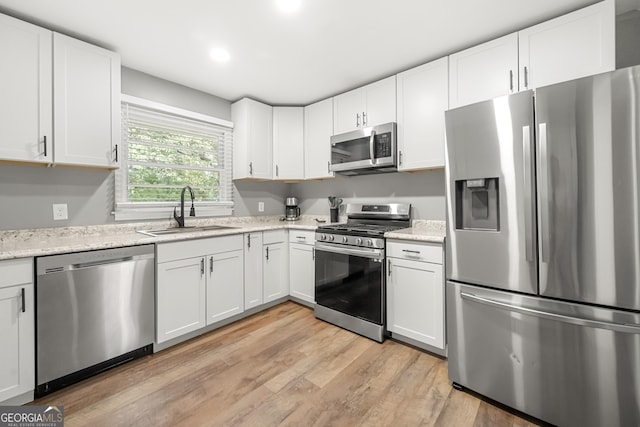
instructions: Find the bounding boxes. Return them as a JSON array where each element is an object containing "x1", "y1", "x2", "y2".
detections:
[{"x1": 35, "y1": 244, "x2": 155, "y2": 396}]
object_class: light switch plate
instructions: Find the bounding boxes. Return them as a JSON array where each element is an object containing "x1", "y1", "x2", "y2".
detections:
[
  {"x1": 258, "y1": 201, "x2": 265, "y2": 212},
  {"x1": 53, "y1": 203, "x2": 68, "y2": 220}
]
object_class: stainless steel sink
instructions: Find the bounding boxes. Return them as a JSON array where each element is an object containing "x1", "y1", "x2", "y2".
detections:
[{"x1": 137, "y1": 225, "x2": 236, "y2": 237}]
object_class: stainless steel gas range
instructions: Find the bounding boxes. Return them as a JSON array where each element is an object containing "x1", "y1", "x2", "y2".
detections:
[{"x1": 314, "y1": 203, "x2": 411, "y2": 342}]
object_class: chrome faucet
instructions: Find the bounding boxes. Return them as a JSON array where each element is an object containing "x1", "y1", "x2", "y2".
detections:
[{"x1": 173, "y1": 186, "x2": 196, "y2": 227}]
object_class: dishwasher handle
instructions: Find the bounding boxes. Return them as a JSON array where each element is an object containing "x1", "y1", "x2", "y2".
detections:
[{"x1": 37, "y1": 248, "x2": 155, "y2": 275}]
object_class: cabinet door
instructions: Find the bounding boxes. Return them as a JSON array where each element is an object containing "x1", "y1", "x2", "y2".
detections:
[
  {"x1": 244, "y1": 233, "x2": 263, "y2": 309},
  {"x1": 387, "y1": 258, "x2": 444, "y2": 349},
  {"x1": 0, "y1": 14, "x2": 52, "y2": 163},
  {"x1": 333, "y1": 88, "x2": 363, "y2": 134},
  {"x1": 304, "y1": 98, "x2": 334, "y2": 180},
  {"x1": 289, "y1": 243, "x2": 315, "y2": 304},
  {"x1": 363, "y1": 76, "x2": 396, "y2": 127},
  {"x1": 206, "y1": 250, "x2": 244, "y2": 325},
  {"x1": 263, "y1": 242, "x2": 288, "y2": 303},
  {"x1": 249, "y1": 100, "x2": 273, "y2": 179},
  {"x1": 273, "y1": 107, "x2": 304, "y2": 180},
  {"x1": 53, "y1": 33, "x2": 120, "y2": 168},
  {"x1": 0, "y1": 284, "x2": 34, "y2": 403},
  {"x1": 449, "y1": 33, "x2": 518, "y2": 108},
  {"x1": 156, "y1": 257, "x2": 206, "y2": 343},
  {"x1": 397, "y1": 58, "x2": 448, "y2": 171},
  {"x1": 518, "y1": 0, "x2": 614, "y2": 91}
]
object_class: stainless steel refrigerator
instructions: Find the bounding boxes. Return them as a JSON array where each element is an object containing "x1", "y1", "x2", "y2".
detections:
[{"x1": 445, "y1": 66, "x2": 640, "y2": 427}]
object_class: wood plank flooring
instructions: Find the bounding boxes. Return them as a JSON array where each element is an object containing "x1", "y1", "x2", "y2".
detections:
[{"x1": 33, "y1": 302, "x2": 542, "y2": 426}]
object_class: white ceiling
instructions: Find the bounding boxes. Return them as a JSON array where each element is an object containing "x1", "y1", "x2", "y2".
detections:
[{"x1": 0, "y1": 0, "x2": 605, "y2": 105}]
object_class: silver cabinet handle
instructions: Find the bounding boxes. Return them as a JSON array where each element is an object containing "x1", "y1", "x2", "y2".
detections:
[
  {"x1": 296, "y1": 236, "x2": 306, "y2": 240},
  {"x1": 43, "y1": 135, "x2": 47, "y2": 157},
  {"x1": 369, "y1": 130, "x2": 376, "y2": 165},
  {"x1": 362, "y1": 111, "x2": 367, "y2": 126},
  {"x1": 327, "y1": 161, "x2": 331, "y2": 173},
  {"x1": 523, "y1": 66, "x2": 529, "y2": 89},
  {"x1": 538, "y1": 123, "x2": 550, "y2": 263},
  {"x1": 266, "y1": 246, "x2": 269, "y2": 260},
  {"x1": 249, "y1": 162, "x2": 253, "y2": 175},
  {"x1": 21, "y1": 288, "x2": 26, "y2": 313},
  {"x1": 247, "y1": 234, "x2": 251, "y2": 249},
  {"x1": 356, "y1": 113, "x2": 360, "y2": 128},
  {"x1": 200, "y1": 258, "x2": 205, "y2": 276},
  {"x1": 312, "y1": 247, "x2": 315, "y2": 260},
  {"x1": 387, "y1": 259, "x2": 392, "y2": 276},
  {"x1": 399, "y1": 150, "x2": 403, "y2": 166},
  {"x1": 522, "y1": 125, "x2": 535, "y2": 262},
  {"x1": 460, "y1": 292, "x2": 640, "y2": 334},
  {"x1": 402, "y1": 249, "x2": 420, "y2": 254},
  {"x1": 210, "y1": 256, "x2": 213, "y2": 274},
  {"x1": 509, "y1": 70, "x2": 514, "y2": 92},
  {"x1": 114, "y1": 144, "x2": 118, "y2": 163},
  {"x1": 276, "y1": 164, "x2": 279, "y2": 177}
]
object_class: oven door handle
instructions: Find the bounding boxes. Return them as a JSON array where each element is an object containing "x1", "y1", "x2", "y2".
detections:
[{"x1": 315, "y1": 242, "x2": 384, "y2": 260}]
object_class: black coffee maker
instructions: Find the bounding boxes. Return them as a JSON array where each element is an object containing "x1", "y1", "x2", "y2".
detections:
[{"x1": 285, "y1": 197, "x2": 301, "y2": 221}]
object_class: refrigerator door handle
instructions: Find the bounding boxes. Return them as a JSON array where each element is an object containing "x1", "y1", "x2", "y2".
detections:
[
  {"x1": 538, "y1": 122, "x2": 550, "y2": 263},
  {"x1": 460, "y1": 292, "x2": 640, "y2": 334},
  {"x1": 522, "y1": 125, "x2": 535, "y2": 262}
]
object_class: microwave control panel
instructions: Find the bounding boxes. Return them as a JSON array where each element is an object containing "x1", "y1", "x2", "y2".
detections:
[{"x1": 376, "y1": 133, "x2": 392, "y2": 157}]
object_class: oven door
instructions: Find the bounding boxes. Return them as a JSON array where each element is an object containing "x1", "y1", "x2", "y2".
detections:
[{"x1": 314, "y1": 242, "x2": 385, "y2": 324}]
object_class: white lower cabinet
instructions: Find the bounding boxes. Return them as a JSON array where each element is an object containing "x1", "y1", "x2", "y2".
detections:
[
  {"x1": 156, "y1": 235, "x2": 244, "y2": 344},
  {"x1": 206, "y1": 250, "x2": 244, "y2": 325},
  {"x1": 263, "y1": 230, "x2": 289, "y2": 303},
  {"x1": 0, "y1": 258, "x2": 34, "y2": 404},
  {"x1": 386, "y1": 240, "x2": 445, "y2": 353},
  {"x1": 244, "y1": 232, "x2": 264, "y2": 309},
  {"x1": 289, "y1": 230, "x2": 315, "y2": 304}
]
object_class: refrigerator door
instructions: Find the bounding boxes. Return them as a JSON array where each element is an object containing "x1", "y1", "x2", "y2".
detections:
[
  {"x1": 447, "y1": 281, "x2": 640, "y2": 427},
  {"x1": 536, "y1": 66, "x2": 640, "y2": 310},
  {"x1": 445, "y1": 90, "x2": 537, "y2": 294}
]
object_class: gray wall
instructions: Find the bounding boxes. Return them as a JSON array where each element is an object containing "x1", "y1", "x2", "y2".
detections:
[
  {"x1": 292, "y1": 169, "x2": 446, "y2": 221},
  {"x1": 0, "y1": 68, "x2": 445, "y2": 230}
]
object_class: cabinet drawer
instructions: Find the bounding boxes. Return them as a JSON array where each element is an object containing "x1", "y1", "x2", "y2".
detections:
[
  {"x1": 288, "y1": 229, "x2": 315, "y2": 245},
  {"x1": 263, "y1": 229, "x2": 287, "y2": 245},
  {"x1": 387, "y1": 240, "x2": 442, "y2": 264},
  {"x1": 0, "y1": 258, "x2": 33, "y2": 289},
  {"x1": 157, "y1": 234, "x2": 243, "y2": 263}
]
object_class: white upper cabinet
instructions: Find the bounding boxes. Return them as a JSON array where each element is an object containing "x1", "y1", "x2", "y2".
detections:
[
  {"x1": 449, "y1": 1, "x2": 614, "y2": 108},
  {"x1": 0, "y1": 14, "x2": 52, "y2": 164},
  {"x1": 0, "y1": 13, "x2": 120, "y2": 168},
  {"x1": 232, "y1": 98, "x2": 273, "y2": 180},
  {"x1": 333, "y1": 76, "x2": 396, "y2": 135},
  {"x1": 304, "y1": 98, "x2": 334, "y2": 180},
  {"x1": 396, "y1": 57, "x2": 449, "y2": 171},
  {"x1": 53, "y1": 33, "x2": 120, "y2": 168},
  {"x1": 449, "y1": 33, "x2": 519, "y2": 109},
  {"x1": 272, "y1": 106, "x2": 304, "y2": 180},
  {"x1": 518, "y1": 0, "x2": 614, "y2": 91}
]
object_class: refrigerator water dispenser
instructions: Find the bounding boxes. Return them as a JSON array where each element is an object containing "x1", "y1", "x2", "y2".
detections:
[{"x1": 455, "y1": 178, "x2": 499, "y2": 231}]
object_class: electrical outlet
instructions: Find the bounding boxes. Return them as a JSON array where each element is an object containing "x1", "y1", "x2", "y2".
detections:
[
  {"x1": 258, "y1": 201, "x2": 265, "y2": 212},
  {"x1": 52, "y1": 203, "x2": 68, "y2": 220}
]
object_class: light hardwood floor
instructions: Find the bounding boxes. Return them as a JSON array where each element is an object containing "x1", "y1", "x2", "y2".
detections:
[{"x1": 33, "y1": 302, "x2": 542, "y2": 426}]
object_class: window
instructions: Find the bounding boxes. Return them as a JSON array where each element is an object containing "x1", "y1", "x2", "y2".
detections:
[{"x1": 115, "y1": 95, "x2": 234, "y2": 221}]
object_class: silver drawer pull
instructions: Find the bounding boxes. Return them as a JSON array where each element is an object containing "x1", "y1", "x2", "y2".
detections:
[
  {"x1": 296, "y1": 236, "x2": 306, "y2": 240},
  {"x1": 402, "y1": 249, "x2": 421, "y2": 255}
]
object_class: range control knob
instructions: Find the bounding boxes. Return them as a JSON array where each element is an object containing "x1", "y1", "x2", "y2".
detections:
[
  {"x1": 320, "y1": 234, "x2": 327, "y2": 241},
  {"x1": 328, "y1": 235, "x2": 335, "y2": 241},
  {"x1": 356, "y1": 238, "x2": 363, "y2": 245},
  {"x1": 366, "y1": 239, "x2": 373, "y2": 247},
  {"x1": 342, "y1": 236, "x2": 348, "y2": 243}
]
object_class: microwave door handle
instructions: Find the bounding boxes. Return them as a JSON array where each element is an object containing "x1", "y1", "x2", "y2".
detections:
[{"x1": 369, "y1": 130, "x2": 376, "y2": 165}]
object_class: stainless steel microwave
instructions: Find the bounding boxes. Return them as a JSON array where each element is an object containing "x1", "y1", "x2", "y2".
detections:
[{"x1": 330, "y1": 122, "x2": 397, "y2": 175}]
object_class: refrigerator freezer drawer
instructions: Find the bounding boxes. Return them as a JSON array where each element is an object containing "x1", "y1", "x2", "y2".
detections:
[{"x1": 447, "y1": 281, "x2": 640, "y2": 427}]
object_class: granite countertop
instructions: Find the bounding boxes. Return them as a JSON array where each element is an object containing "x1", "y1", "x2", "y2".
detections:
[
  {"x1": 385, "y1": 220, "x2": 446, "y2": 244},
  {"x1": 0, "y1": 216, "x2": 446, "y2": 261}
]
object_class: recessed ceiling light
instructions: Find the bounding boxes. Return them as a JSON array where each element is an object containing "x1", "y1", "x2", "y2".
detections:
[
  {"x1": 210, "y1": 48, "x2": 230, "y2": 63},
  {"x1": 276, "y1": 0, "x2": 301, "y2": 13}
]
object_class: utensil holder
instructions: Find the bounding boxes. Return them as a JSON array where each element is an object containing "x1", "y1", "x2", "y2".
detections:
[{"x1": 330, "y1": 207, "x2": 339, "y2": 223}]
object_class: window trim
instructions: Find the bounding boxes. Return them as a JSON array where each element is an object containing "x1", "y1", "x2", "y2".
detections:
[{"x1": 114, "y1": 95, "x2": 234, "y2": 221}]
